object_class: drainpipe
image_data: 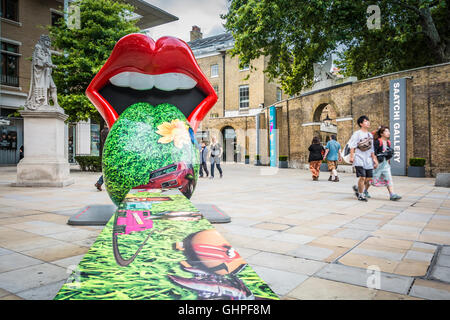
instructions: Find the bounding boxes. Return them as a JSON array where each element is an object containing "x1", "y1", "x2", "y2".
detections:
[{"x1": 220, "y1": 50, "x2": 226, "y2": 117}]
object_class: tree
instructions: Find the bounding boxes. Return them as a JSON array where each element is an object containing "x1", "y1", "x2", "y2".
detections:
[
  {"x1": 49, "y1": 0, "x2": 140, "y2": 124},
  {"x1": 222, "y1": 0, "x2": 449, "y2": 95}
]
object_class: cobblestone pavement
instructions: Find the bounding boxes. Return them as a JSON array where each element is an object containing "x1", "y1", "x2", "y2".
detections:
[{"x1": 0, "y1": 164, "x2": 449, "y2": 300}]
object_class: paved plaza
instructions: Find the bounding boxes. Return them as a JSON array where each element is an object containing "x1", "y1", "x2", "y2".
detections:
[{"x1": 0, "y1": 164, "x2": 449, "y2": 300}]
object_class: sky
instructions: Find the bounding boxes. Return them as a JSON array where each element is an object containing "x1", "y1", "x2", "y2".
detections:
[{"x1": 144, "y1": 0, "x2": 229, "y2": 42}]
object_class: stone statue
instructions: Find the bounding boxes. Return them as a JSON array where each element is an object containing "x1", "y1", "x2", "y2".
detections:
[
  {"x1": 25, "y1": 35, "x2": 60, "y2": 111},
  {"x1": 313, "y1": 56, "x2": 336, "y2": 83}
]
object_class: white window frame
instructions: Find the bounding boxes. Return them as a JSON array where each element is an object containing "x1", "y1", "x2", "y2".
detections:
[
  {"x1": 239, "y1": 85, "x2": 249, "y2": 109},
  {"x1": 210, "y1": 64, "x2": 219, "y2": 78},
  {"x1": 276, "y1": 87, "x2": 282, "y2": 102}
]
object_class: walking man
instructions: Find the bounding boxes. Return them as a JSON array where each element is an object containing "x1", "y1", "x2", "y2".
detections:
[
  {"x1": 349, "y1": 115, "x2": 378, "y2": 201},
  {"x1": 209, "y1": 136, "x2": 223, "y2": 179},
  {"x1": 323, "y1": 134, "x2": 342, "y2": 182},
  {"x1": 199, "y1": 141, "x2": 209, "y2": 178}
]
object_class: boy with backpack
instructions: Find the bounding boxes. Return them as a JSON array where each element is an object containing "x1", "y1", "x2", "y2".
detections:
[{"x1": 349, "y1": 116, "x2": 378, "y2": 201}]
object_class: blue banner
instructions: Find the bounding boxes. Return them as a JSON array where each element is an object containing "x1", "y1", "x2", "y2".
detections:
[{"x1": 269, "y1": 106, "x2": 277, "y2": 167}]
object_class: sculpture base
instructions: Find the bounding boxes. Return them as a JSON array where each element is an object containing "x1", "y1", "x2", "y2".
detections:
[
  {"x1": 14, "y1": 159, "x2": 74, "y2": 187},
  {"x1": 14, "y1": 109, "x2": 73, "y2": 188}
]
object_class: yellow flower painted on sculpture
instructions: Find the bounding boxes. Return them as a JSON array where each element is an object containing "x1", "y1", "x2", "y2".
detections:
[{"x1": 156, "y1": 119, "x2": 190, "y2": 149}]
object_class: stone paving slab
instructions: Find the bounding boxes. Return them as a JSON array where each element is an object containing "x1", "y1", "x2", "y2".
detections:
[
  {"x1": 430, "y1": 266, "x2": 450, "y2": 283},
  {"x1": 409, "y1": 279, "x2": 450, "y2": 300},
  {"x1": 251, "y1": 265, "x2": 309, "y2": 296},
  {"x1": 315, "y1": 263, "x2": 413, "y2": 294},
  {"x1": 0, "y1": 263, "x2": 68, "y2": 293},
  {"x1": 16, "y1": 280, "x2": 66, "y2": 300},
  {"x1": 289, "y1": 244, "x2": 335, "y2": 261},
  {"x1": 247, "y1": 251, "x2": 327, "y2": 276},
  {"x1": 286, "y1": 277, "x2": 417, "y2": 300}
]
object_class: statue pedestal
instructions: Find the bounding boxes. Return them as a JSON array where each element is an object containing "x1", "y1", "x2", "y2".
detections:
[{"x1": 14, "y1": 109, "x2": 74, "y2": 187}]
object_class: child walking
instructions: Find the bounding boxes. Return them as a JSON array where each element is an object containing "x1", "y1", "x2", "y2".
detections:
[{"x1": 371, "y1": 126, "x2": 402, "y2": 201}]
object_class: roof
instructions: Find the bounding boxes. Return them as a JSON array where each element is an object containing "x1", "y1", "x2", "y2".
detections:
[
  {"x1": 188, "y1": 33, "x2": 234, "y2": 56},
  {"x1": 126, "y1": 0, "x2": 178, "y2": 29},
  {"x1": 56, "y1": 0, "x2": 178, "y2": 30}
]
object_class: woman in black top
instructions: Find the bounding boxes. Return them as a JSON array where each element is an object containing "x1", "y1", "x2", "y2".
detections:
[{"x1": 308, "y1": 136, "x2": 324, "y2": 181}]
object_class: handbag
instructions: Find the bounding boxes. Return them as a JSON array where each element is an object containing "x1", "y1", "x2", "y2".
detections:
[{"x1": 357, "y1": 134, "x2": 372, "y2": 151}]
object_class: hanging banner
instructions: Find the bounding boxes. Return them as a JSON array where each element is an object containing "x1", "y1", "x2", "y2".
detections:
[
  {"x1": 389, "y1": 78, "x2": 407, "y2": 176},
  {"x1": 269, "y1": 106, "x2": 277, "y2": 167}
]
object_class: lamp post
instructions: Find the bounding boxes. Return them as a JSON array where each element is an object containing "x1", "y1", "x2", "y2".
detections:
[{"x1": 323, "y1": 113, "x2": 332, "y2": 126}]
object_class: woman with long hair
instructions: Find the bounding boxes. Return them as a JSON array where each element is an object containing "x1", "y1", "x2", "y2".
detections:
[
  {"x1": 308, "y1": 136, "x2": 324, "y2": 181},
  {"x1": 371, "y1": 126, "x2": 402, "y2": 201}
]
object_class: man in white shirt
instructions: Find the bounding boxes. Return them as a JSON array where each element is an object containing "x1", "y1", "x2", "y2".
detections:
[{"x1": 349, "y1": 115, "x2": 378, "y2": 201}]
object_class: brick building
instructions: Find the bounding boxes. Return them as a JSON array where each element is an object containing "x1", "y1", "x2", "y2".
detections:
[
  {"x1": 0, "y1": 0, "x2": 177, "y2": 164},
  {"x1": 187, "y1": 27, "x2": 286, "y2": 162},
  {"x1": 188, "y1": 27, "x2": 449, "y2": 176}
]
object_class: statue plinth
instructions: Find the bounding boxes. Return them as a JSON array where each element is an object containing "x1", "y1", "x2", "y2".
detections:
[{"x1": 14, "y1": 109, "x2": 74, "y2": 187}]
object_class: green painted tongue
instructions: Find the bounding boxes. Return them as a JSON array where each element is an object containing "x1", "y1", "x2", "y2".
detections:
[{"x1": 102, "y1": 102, "x2": 199, "y2": 205}]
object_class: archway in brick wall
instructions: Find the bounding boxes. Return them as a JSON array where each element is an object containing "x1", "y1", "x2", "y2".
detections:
[{"x1": 313, "y1": 103, "x2": 338, "y2": 144}]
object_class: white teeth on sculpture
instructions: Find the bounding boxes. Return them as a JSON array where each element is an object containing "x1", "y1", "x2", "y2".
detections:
[{"x1": 109, "y1": 72, "x2": 197, "y2": 91}]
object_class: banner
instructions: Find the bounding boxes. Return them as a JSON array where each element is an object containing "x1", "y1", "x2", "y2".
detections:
[
  {"x1": 269, "y1": 106, "x2": 277, "y2": 167},
  {"x1": 389, "y1": 78, "x2": 407, "y2": 176}
]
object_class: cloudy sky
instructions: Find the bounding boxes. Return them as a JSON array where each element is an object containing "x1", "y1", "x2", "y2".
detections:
[{"x1": 144, "y1": 0, "x2": 229, "y2": 42}]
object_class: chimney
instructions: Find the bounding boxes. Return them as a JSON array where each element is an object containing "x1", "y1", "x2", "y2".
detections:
[{"x1": 190, "y1": 25, "x2": 202, "y2": 41}]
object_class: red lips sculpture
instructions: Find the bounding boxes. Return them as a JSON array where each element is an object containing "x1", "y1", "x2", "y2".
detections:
[{"x1": 86, "y1": 33, "x2": 217, "y2": 132}]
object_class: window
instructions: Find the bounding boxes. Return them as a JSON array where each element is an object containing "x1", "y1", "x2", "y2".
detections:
[
  {"x1": 210, "y1": 64, "x2": 219, "y2": 78},
  {"x1": 213, "y1": 84, "x2": 219, "y2": 94},
  {"x1": 51, "y1": 11, "x2": 63, "y2": 27},
  {"x1": 1, "y1": 0, "x2": 18, "y2": 21},
  {"x1": 276, "y1": 87, "x2": 282, "y2": 102},
  {"x1": 239, "y1": 85, "x2": 249, "y2": 109},
  {"x1": 1, "y1": 42, "x2": 19, "y2": 87}
]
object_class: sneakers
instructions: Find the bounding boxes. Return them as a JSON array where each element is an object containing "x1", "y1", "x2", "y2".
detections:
[
  {"x1": 358, "y1": 194, "x2": 368, "y2": 202},
  {"x1": 94, "y1": 182, "x2": 102, "y2": 191},
  {"x1": 334, "y1": 176, "x2": 339, "y2": 182},
  {"x1": 390, "y1": 194, "x2": 402, "y2": 201},
  {"x1": 364, "y1": 190, "x2": 371, "y2": 199},
  {"x1": 328, "y1": 176, "x2": 333, "y2": 181},
  {"x1": 220, "y1": 173, "x2": 223, "y2": 178},
  {"x1": 313, "y1": 177, "x2": 319, "y2": 181}
]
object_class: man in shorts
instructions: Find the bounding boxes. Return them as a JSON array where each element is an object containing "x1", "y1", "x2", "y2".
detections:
[
  {"x1": 323, "y1": 134, "x2": 342, "y2": 182},
  {"x1": 349, "y1": 116, "x2": 378, "y2": 201}
]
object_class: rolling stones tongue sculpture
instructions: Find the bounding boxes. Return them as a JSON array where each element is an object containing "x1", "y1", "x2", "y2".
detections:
[{"x1": 86, "y1": 34, "x2": 217, "y2": 205}]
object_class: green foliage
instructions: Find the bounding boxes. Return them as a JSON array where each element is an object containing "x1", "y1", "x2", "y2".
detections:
[
  {"x1": 279, "y1": 155, "x2": 288, "y2": 161},
  {"x1": 102, "y1": 103, "x2": 199, "y2": 205},
  {"x1": 223, "y1": 0, "x2": 449, "y2": 95},
  {"x1": 74, "y1": 155, "x2": 102, "y2": 172},
  {"x1": 48, "y1": 0, "x2": 140, "y2": 123},
  {"x1": 409, "y1": 158, "x2": 426, "y2": 167}
]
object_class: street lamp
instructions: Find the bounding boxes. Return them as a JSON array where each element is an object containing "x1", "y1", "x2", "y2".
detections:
[{"x1": 323, "y1": 113, "x2": 332, "y2": 126}]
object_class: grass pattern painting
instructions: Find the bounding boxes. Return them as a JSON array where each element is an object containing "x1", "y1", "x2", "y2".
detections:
[
  {"x1": 55, "y1": 191, "x2": 278, "y2": 300},
  {"x1": 102, "y1": 102, "x2": 199, "y2": 205}
]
